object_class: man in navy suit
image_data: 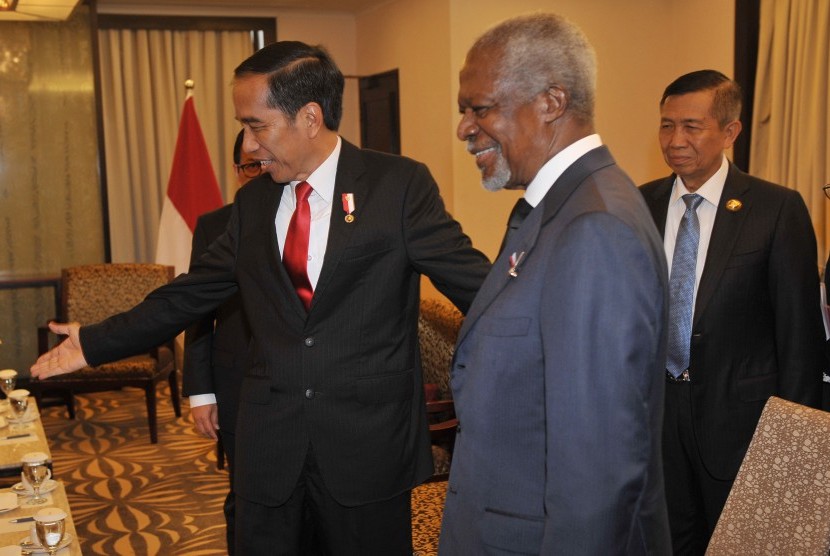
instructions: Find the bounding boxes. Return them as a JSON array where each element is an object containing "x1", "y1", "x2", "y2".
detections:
[
  {"x1": 32, "y1": 41, "x2": 490, "y2": 555},
  {"x1": 182, "y1": 129, "x2": 257, "y2": 554},
  {"x1": 640, "y1": 70, "x2": 824, "y2": 554},
  {"x1": 440, "y1": 13, "x2": 672, "y2": 554}
]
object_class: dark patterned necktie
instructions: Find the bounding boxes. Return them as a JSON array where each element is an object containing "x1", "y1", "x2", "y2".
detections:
[
  {"x1": 499, "y1": 197, "x2": 532, "y2": 256},
  {"x1": 666, "y1": 193, "x2": 704, "y2": 378}
]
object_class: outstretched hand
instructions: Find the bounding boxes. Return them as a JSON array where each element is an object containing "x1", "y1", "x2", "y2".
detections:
[{"x1": 30, "y1": 321, "x2": 88, "y2": 379}]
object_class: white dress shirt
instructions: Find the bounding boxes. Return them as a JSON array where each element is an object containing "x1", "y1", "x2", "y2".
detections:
[
  {"x1": 523, "y1": 134, "x2": 603, "y2": 207},
  {"x1": 663, "y1": 155, "x2": 729, "y2": 303},
  {"x1": 190, "y1": 137, "x2": 342, "y2": 410},
  {"x1": 275, "y1": 137, "x2": 341, "y2": 288}
]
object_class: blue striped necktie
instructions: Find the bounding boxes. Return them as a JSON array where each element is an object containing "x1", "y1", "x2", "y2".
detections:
[{"x1": 666, "y1": 193, "x2": 704, "y2": 378}]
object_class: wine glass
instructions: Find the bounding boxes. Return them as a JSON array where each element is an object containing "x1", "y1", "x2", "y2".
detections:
[
  {"x1": 8, "y1": 389, "x2": 29, "y2": 426},
  {"x1": 33, "y1": 507, "x2": 67, "y2": 556},
  {"x1": 0, "y1": 369, "x2": 16, "y2": 411},
  {"x1": 21, "y1": 452, "x2": 52, "y2": 506}
]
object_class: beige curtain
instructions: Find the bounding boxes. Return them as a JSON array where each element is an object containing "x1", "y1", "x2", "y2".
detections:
[
  {"x1": 98, "y1": 29, "x2": 253, "y2": 263},
  {"x1": 750, "y1": 0, "x2": 830, "y2": 259}
]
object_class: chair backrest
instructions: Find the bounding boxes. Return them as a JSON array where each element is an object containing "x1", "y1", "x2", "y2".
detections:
[
  {"x1": 61, "y1": 264, "x2": 174, "y2": 325},
  {"x1": 706, "y1": 396, "x2": 830, "y2": 555},
  {"x1": 418, "y1": 298, "x2": 463, "y2": 400}
]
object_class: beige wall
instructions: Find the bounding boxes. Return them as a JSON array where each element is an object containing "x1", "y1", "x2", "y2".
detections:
[
  {"x1": 353, "y1": 0, "x2": 734, "y2": 261},
  {"x1": 355, "y1": 0, "x2": 454, "y2": 210}
]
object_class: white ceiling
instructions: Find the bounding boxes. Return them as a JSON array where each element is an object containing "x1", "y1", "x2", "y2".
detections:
[
  {"x1": 100, "y1": 0, "x2": 391, "y2": 14},
  {"x1": 0, "y1": 0, "x2": 391, "y2": 21}
]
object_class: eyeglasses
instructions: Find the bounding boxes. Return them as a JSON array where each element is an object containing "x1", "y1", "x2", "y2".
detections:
[
  {"x1": 824, "y1": 184, "x2": 830, "y2": 200},
  {"x1": 234, "y1": 160, "x2": 271, "y2": 178}
]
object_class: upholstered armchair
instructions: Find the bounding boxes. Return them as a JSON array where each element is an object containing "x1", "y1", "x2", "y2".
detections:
[
  {"x1": 418, "y1": 298, "x2": 463, "y2": 481},
  {"x1": 706, "y1": 396, "x2": 830, "y2": 555},
  {"x1": 33, "y1": 264, "x2": 181, "y2": 443}
]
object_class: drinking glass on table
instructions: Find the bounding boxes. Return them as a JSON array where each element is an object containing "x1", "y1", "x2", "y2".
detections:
[
  {"x1": 0, "y1": 369, "x2": 16, "y2": 410},
  {"x1": 33, "y1": 507, "x2": 67, "y2": 555},
  {"x1": 21, "y1": 451, "x2": 51, "y2": 505},
  {"x1": 8, "y1": 389, "x2": 29, "y2": 426}
]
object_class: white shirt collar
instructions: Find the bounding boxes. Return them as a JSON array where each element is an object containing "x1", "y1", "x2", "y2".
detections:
[
  {"x1": 523, "y1": 134, "x2": 603, "y2": 207},
  {"x1": 289, "y1": 136, "x2": 342, "y2": 203},
  {"x1": 670, "y1": 154, "x2": 729, "y2": 207}
]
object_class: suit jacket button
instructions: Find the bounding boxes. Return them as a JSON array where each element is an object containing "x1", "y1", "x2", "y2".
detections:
[
  {"x1": 305, "y1": 388, "x2": 315, "y2": 399},
  {"x1": 304, "y1": 337, "x2": 315, "y2": 347}
]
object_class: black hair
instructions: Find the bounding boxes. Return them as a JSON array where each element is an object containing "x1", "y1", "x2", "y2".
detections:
[{"x1": 234, "y1": 41, "x2": 344, "y2": 131}]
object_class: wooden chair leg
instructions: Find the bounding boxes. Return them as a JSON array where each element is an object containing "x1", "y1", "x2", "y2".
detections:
[
  {"x1": 145, "y1": 382, "x2": 158, "y2": 444},
  {"x1": 168, "y1": 370, "x2": 181, "y2": 417},
  {"x1": 64, "y1": 390, "x2": 76, "y2": 419}
]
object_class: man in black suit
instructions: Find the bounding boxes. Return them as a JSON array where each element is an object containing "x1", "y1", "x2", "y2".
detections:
[
  {"x1": 640, "y1": 69, "x2": 824, "y2": 554},
  {"x1": 183, "y1": 129, "x2": 257, "y2": 553},
  {"x1": 32, "y1": 41, "x2": 490, "y2": 555}
]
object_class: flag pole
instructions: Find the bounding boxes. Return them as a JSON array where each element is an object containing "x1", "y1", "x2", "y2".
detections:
[{"x1": 184, "y1": 78, "x2": 194, "y2": 100}]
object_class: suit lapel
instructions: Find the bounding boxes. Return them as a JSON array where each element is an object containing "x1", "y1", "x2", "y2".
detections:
[
  {"x1": 457, "y1": 146, "x2": 616, "y2": 346},
  {"x1": 457, "y1": 201, "x2": 542, "y2": 345},
  {"x1": 642, "y1": 177, "x2": 674, "y2": 239},
  {"x1": 693, "y1": 165, "x2": 751, "y2": 325},
  {"x1": 310, "y1": 141, "x2": 367, "y2": 309}
]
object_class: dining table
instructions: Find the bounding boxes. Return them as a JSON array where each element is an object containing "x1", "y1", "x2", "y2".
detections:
[
  {"x1": 0, "y1": 398, "x2": 52, "y2": 480},
  {"x1": 0, "y1": 480, "x2": 81, "y2": 555}
]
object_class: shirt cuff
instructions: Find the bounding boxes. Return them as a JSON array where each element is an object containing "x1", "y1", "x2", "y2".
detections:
[{"x1": 189, "y1": 393, "x2": 217, "y2": 407}]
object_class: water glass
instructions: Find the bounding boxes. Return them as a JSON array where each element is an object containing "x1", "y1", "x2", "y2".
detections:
[
  {"x1": 0, "y1": 369, "x2": 16, "y2": 410},
  {"x1": 21, "y1": 451, "x2": 51, "y2": 506},
  {"x1": 8, "y1": 389, "x2": 29, "y2": 423},
  {"x1": 33, "y1": 507, "x2": 67, "y2": 556}
]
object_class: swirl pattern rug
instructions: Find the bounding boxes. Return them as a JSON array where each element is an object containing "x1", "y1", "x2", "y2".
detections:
[{"x1": 39, "y1": 382, "x2": 445, "y2": 555}]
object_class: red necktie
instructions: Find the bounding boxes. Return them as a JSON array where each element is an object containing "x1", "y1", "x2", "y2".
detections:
[{"x1": 283, "y1": 181, "x2": 314, "y2": 310}]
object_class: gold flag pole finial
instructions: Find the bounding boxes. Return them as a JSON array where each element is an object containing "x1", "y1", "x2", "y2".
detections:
[{"x1": 184, "y1": 79, "x2": 195, "y2": 100}]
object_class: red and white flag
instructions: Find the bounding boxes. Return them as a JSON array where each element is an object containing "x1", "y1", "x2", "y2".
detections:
[{"x1": 155, "y1": 93, "x2": 223, "y2": 275}]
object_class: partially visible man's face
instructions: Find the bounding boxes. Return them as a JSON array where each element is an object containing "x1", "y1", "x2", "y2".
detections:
[
  {"x1": 659, "y1": 89, "x2": 740, "y2": 192},
  {"x1": 457, "y1": 48, "x2": 545, "y2": 191},
  {"x1": 236, "y1": 150, "x2": 260, "y2": 187},
  {"x1": 233, "y1": 73, "x2": 312, "y2": 184}
]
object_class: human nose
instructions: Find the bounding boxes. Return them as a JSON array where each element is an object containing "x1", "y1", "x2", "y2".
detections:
[
  {"x1": 664, "y1": 127, "x2": 687, "y2": 149},
  {"x1": 457, "y1": 110, "x2": 478, "y2": 142},
  {"x1": 242, "y1": 128, "x2": 260, "y2": 154}
]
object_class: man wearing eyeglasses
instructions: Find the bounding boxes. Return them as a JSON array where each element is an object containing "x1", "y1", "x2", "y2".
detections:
[{"x1": 182, "y1": 129, "x2": 263, "y2": 554}]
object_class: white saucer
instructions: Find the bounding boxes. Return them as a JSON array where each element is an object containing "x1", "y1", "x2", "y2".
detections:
[
  {"x1": 6, "y1": 410, "x2": 38, "y2": 424},
  {"x1": 11, "y1": 479, "x2": 57, "y2": 496},
  {"x1": 0, "y1": 492, "x2": 18, "y2": 513},
  {"x1": 19, "y1": 533, "x2": 73, "y2": 554}
]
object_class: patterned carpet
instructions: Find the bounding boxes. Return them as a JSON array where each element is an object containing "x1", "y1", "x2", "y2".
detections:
[{"x1": 38, "y1": 379, "x2": 446, "y2": 555}]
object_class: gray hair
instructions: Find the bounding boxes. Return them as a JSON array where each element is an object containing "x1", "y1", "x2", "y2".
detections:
[{"x1": 470, "y1": 13, "x2": 597, "y2": 122}]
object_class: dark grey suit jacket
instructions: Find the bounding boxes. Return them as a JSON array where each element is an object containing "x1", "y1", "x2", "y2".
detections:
[
  {"x1": 440, "y1": 146, "x2": 672, "y2": 555},
  {"x1": 640, "y1": 164, "x2": 824, "y2": 480},
  {"x1": 80, "y1": 140, "x2": 491, "y2": 507}
]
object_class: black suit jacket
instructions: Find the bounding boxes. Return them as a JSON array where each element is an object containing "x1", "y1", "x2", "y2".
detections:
[
  {"x1": 182, "y1": 204, "x2": 250, "y2": 435},
  {"x1": 640, "y1": 164, "x2": 824, "y2": 480},
  {"x1": 80, "y1": 140, "x2": 491, "y2": 506}
]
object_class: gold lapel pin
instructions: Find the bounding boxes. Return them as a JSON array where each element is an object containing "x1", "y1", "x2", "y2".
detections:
[{"x1": 725, "y1": 199, "x2": 743, "y2": 212}]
